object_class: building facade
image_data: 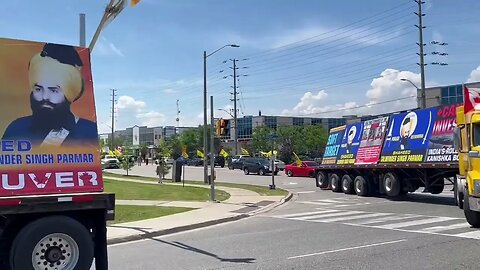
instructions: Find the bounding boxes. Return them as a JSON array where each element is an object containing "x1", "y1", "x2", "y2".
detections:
[{"x1": 418, "y1": 81, "x2": 480, "y2": 108}]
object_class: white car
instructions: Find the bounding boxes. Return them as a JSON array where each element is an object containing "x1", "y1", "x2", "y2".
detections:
[
  {"x1": 274, "y1": 159, "x2": 286, "y2": 171},
  {"x1": 101, "y1": 155, "x2": 120, "y2": 169}
]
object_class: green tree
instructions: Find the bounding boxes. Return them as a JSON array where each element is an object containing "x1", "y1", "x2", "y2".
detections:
[
  {"x1": 196, "y1": 125, "x2": 221, "y2": 154},
  {"x1": 140, "y1": 144, "x2": 148, "y2": 160},
  {"x1": 303, "y1": 125, "x2": 328, "y2": 158},
  {"x1": 120, "y1": 145, "x2": 135, "y2": 176},
  {"x1": 156, "y1": 141, "x2": 172, "y2": 160},
  {"x1": 180, "y1": 127, "x2": 201, "y2": 154},
  {"x1": 166, "y1": 135, "x2": 182, "y2": 159},
  {"x1": 156, "y1": 159, "x2": 171, "y2": 180},
  {"x1": 252, "y1": 126, "x2": 273, "y2": 153}
]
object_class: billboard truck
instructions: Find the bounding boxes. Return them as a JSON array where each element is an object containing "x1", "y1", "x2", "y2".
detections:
[
  {"x1": 0, "y1": 38, "x2": 114, "y2": 269},
  {"x1": 315, "y1": 105, "x2": 458, "y2": 198}
]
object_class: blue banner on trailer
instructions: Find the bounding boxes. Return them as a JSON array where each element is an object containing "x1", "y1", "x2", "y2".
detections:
[
  {"x1": 336, "y1": 122, "x2": 364, "y2": 165},
  {"x1": 321, "y1": 126, "x2": 345, "y2": 165},
  {"x1": 380, "y1": 107, "x2": 438, "y2": 163},
  {"x1": 424, "y1": 104, "x2": 460, "y2": 163}
]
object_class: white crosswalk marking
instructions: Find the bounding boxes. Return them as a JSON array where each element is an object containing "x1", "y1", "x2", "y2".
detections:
[
  {"x1": 294, "y1": 211, "x2": 364, "y2": 220},
  {"x1": 420, "y1": 223, "x2": 472, "y2": 233},
  {"x1": 276, "y1": 210, "x2": 340, "y2": 219},
  {"x1": 452, "y1": 231, "x2": 480, "y2": 239},
  {"x1": 313, "y1": 213, "x2": 393, "y2": 223},
  {"x1": 376, "y1": 217, "x2": 456, "y2": 229},
  {"x1": 354, "y1": 215, "x2": 422, "y2": 225},
  {"x1": 271, "y1": 208, "x2": 480, "y2": 241}
]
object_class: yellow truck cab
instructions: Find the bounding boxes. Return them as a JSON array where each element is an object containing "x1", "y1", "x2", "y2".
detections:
[{"x1": 455, "y1": 105, "x2": 480, "y2": 227}]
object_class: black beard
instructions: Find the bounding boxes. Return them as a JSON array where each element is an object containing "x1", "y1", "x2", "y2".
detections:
[{"x1": 30, "y1": 93, "x2": 75, "y2": 132}]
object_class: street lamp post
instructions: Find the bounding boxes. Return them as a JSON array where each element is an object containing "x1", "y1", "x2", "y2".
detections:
[
  {"x1": 203, "y1": 44, "x2": 239, "y2": 187},
  {"x1": 400, "y1": 78, "x2": 424, "y2": 108}
]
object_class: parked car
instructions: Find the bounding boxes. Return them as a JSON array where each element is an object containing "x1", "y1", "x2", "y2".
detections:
[
  {"x1": 186, "y1": 158, "x2": 203, "y2": 166},
  {"x1": 101, "y1": 155, "x2": 120, "y2": 169},
  {"x1": 243, "y1": 158, "x2": 279, "y2": 176},
  {"x1": 284, "y1": 161, "x2": 320, "y2": 177},
  {"x1": 274, "y1": 159, "x2": 286, "y2": 171},
  {"x1": 229, "y1": 156, "x2": 250, "y2": 170}
]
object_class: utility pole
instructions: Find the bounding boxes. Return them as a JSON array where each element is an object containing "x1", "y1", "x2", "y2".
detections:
[
  {"x1": 110, "y1": 89, "x2": 117, "y2": 151},
  {"x1": 79, "y1": 13, "x2": 86, "y2": 47},
  {"x1": 210, "y1": 96, "x2": 215, "y2": 201},
  {"x1": 176, "y1": 99, "x2": 180, "y2": 128},
  {"x1": 231, "y1": 59, "x2": 238, "y2": 156},
  {"x1": 415, "y1": 0, "x2": 426, "y2": 108}
]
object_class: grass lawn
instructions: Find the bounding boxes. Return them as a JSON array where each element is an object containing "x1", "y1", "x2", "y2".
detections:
[
  {"x1": 103, "y1": 173, "x2": 289, "y2": 196},
  {"x1": 114, "y1": 205, "x2": 194, "y2": 224},
  {"x1": 104, "y1": 179, "x2": 230, "y2": 201}
]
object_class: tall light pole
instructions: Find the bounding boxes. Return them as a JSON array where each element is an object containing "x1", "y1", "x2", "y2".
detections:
[
  {"x1": 203, "y1": 44, "x2": 239, "y2": 184},
  {"x1": 400, "y1": 78, "x2": 422, "y2": 107}
]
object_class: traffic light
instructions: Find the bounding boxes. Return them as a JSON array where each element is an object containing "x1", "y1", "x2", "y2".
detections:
[{"x1": 220, "y1": 119, "x2": 226, "y2": 135}]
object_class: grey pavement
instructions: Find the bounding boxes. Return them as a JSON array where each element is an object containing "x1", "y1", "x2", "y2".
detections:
[
  {"x1": 104, "y1": 174, "x2": 290, "y2": 244},
  {"x1": 102, "y1": 177, "x2": 480, "y2": 270}
]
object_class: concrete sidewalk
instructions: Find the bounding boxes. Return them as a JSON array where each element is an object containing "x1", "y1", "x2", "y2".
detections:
[{"x1": 105, "y1": 175, "x2": 292, "y2": 244}]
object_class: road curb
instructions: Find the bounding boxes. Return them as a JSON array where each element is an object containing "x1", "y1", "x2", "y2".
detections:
[
  {"x1": 107, "y1": 213, "x2": 249, "y2": 245},
  {"x1": 247, "y1": 191, "x2": 294, "y2": 216}
]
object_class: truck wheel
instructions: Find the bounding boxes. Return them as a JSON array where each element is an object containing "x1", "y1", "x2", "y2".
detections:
[
  {"x1": 383, "y1": 172, "x2": 401, "y2": 197},
  {"x1": 330, "y1": 174, "x2": 342, "y2": 193},
  {"x1": 454, "y1": 178, "x2": 464, "y2": 209},
  {"x1": 244, "y1": 168, "x2": 250, "y2": 175},
  {"x1": 316, "y1": 172, "x2": 329, "y2": 189},
  {"x1": 341, "y1": 175, "x2": 355, "y2": 194},
  {"x1": 464, "y1": 192, "x2": 480, "y2": 228},
  {"x1": 10, "y1": 216, "x2": 93, "y2": 270},
  {"x1": 354, "y1": 176, "x2": 369, "y2": 196},
  {"x1": 429, "y1": 182, "x2": 445, "y2": 194}
]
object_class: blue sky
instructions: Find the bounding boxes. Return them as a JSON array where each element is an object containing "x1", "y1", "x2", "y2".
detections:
[{"x1": 1, "y1": 0, "x2": 479, "y2": 133}]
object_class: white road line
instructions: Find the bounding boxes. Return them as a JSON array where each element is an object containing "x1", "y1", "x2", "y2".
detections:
[
  {"x1": 354, "y1": 215, "x2": 422, "y2": 225},
  {"x1": 420, "y1": 223, "x2": 472, "y2": 233},
  {"x1": 294, "y1": 211, "x2": 364, "y2": 221},
  {"x1": 287, "y1": 239, "x2": 407, "y2": 259},
  {"x1": 297, "y1": 201, "x2": 333, "y2": 206},
  {"x1": 276, "y1": 210, "x2": 340, "y2": 219},
  {"x1": 451, "y1": 231, "x2": 480, "y2": 239},
  {"x1": 297, "y1": 191, "x2": 316, "y2": 194},
  {"x1": 315, "y1": 199, "x2": 345, "y2": 203},
  {"x1": 376, "y1": 217, "x2": 456, "y2": 229},
  {"x1": 315, "y1": 213, "x2": 393, "y2": 223}
]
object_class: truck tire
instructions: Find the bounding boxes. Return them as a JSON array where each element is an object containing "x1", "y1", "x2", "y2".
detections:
[
  {"x1": 429, "y1": 182, "x2": 445, "y2": 194},
  {"x1": 383, "y1": 172, "x2": 401, "y2": 197},
  {"x1": 316, "y1": 171, "x2": 329, "y2": 189},
  {"x1": 354, "y1": 176, "x2": 369, "y2": 196},
  {"x1": 454, "y1": 178, "x2": 464, "y2": 209},
  {"x1": 330, "y1": 174, "x2": 342, "y2": 193},
  {"x1": 10, "y1": 216, "x2": 93, "y2": 270},
  {"x1": 341, "y1": 175, "x2": 355, "y2": 194},
  {"x1": 464, "y1": 192, "x2": 480, "y2": 228}
]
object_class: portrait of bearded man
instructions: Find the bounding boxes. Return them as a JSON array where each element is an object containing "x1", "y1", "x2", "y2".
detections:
[{"x1": 2, "y1": 43, "x2": 98, "y2": 147}]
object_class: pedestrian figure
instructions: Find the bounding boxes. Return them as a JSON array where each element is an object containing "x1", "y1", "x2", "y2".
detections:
[
  {"x1": 137, "y1": 156, "x2": 142, "y2": 166},
  {"x1": 146, "y1": 158, "x2": 149, "y2": 165},
  {"x1": 156, "y1": 160, "x2": 164, "y2": 184}
]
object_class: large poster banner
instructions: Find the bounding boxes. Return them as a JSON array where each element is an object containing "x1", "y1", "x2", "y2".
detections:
[
  {"x1": 425, "y1": 104, "x2": 460, "y2": 163},
  {"x1": 0, "y1": 38, "x2": 102, "y2": 196},
  {"x1": 336, "y1": 122, "x2": 364, "y2": 165},
  {"x1": 355, "y1": 116, "x2": 389, "y2": 164},
  {"x1": 321, "y1": 126, "x2": 345, "y2": 165},
  {"x1": 380, "y1": 108, "x2": 437, "y2": 163}
]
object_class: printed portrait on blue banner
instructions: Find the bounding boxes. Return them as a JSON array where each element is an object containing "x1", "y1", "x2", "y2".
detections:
[
  {"x1": 380, "y1": 107, "x2": 438, "y2": 163},
  {"x1": 336, "y1": 122, "x2": 363, "y2": 165}
]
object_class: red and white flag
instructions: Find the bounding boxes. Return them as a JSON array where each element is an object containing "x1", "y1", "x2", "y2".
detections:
[{"x1": 464, "y1": 86, "x2": 480, "y2": 114}]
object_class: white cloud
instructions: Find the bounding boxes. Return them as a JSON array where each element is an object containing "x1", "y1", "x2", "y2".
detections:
[
  {"x1": 163, "y1": 88, "x2": 177, "y2": 94},
  {"x1": 468, "y1": 66, "x2": 480, "y2": 83},
  {"x1": 94, "y1": 37, "x2": 124, "y2": 57},
  {"x1": 117, "y1": 96, "x2": 146, "y2": 111},
  {"x1": 115, "y1": 96, "x2": 165, "y2": 129},
  {"x1": 283, "y1": 69, "x2": 427, "y2": 118}
]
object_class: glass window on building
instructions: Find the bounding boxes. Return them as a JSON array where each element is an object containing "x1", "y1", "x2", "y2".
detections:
[
  {"x1": 238, "y1": 117, "x2": 253, "y2": 139},
  {"x1": 264, "y1": 116, "x2": 277, "y2": 129},
  {"x1": 312, "y1": 119, "x2": 322, "y2": 125},
  {"x1": 440, "y1": 84, "x2": 463, "y2": 105},
  {"x1": 293, "y1": 118, "x2": 304, "y2": 126}
]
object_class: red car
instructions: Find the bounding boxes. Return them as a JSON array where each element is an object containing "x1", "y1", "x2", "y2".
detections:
[{"x1": 285, "y1": 161, "x2": 319, "y2": 177}]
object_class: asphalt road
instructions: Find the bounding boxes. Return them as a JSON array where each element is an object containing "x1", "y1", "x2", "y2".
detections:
[{"x1": 101, "y1": 168, "x2": 480, "y2": 270}]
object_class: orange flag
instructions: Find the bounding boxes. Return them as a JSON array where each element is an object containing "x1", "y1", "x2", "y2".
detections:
[{"x1": 131, "y1": 0, "x2": 141, "y2": 6}]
